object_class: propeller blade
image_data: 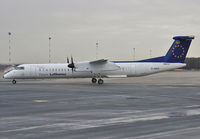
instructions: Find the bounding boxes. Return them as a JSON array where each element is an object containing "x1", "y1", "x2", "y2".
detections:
[
  {"x1": 71, "y1": 56, "x2": 74, "y2": 65},
  {"x1": 68, "y1": 55, "x2": 75, "y2": 72},
  {"x1": 67, "y1": 57, "x2": 69, "y2": 63}
]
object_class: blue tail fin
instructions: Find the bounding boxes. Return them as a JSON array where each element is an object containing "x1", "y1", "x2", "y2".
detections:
[
  {"x1": 113, "y1": 36, "x2": 194, "y2": 64},
  {"x1": 135, "y1": 36, "x2": 195, "y2": 63},
  {"x1": 165, "y1": 36, "x2": 194, "y2": 63}
]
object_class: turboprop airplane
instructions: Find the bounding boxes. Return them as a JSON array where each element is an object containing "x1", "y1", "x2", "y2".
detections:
[{"x1": 3, "y1": 36, "x2": 194, "y2": 85}]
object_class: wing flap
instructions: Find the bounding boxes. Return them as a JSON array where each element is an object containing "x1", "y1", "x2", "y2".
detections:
[{"x1": 106, "y1": 75, "x2": 127, "y2": 78}]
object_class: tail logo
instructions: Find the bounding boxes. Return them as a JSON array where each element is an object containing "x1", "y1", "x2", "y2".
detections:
[
  {"x1": 172, "y1": 45, "x2": 185, "y2": 58},
  {"x1": 176, "y1": 40, "x2": 180, "y2": 44}
]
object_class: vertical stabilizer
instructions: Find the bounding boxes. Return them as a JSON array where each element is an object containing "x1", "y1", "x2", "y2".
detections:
[{"x1": 165, "y1": 36, "x2": 194, "y2": 63}]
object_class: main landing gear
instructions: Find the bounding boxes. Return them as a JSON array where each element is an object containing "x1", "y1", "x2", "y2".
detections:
[
  {"x1": 12, "y1": 79, "x2": 16, "y2": 84},
  {"x1": 92, "y1": 78, "x2": 97, "y2": 83},
  {"x1": 98, "y1": 79, "x2": 104, "y2": 85},
  {"x1": 91, "y1": 78, "x2": 104, "y2": 85}
]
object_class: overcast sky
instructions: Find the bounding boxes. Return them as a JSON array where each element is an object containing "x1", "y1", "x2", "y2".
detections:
[{"x1": 0, "y1": 0, "x2": 200, "y2": 64}]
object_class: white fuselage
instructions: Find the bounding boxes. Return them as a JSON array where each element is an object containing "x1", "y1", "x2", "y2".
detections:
[{"x1": 3, "y1": 62, "x2": 186, "y2": 79}]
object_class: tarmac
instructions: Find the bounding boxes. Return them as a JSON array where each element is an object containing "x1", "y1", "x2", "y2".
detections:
[{"x1": 0, "y1": 71, "x2": 200, "y2": 139}]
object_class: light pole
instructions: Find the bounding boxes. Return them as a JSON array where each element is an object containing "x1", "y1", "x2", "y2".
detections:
[
  {"x1": 150, "y1": 49, "x2": 152, "y2": 58},
  {"x1": 8, "y1": 32, "x2": 11, "y2": 63},
  {"x1": 96, "y1": 41, "x2": 99, "y2": 60},
  {"x1": 133, "y1": 48, "x2": 135, "y2": 60},
  {"x1": 48, "y1": 36, "x2": 51, "y2": 63}
]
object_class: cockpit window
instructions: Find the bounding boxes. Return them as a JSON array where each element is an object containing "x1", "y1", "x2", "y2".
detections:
[
  {"x1": 4, "y1": 66, "x2": 15, "y2": 74},
  {"x1": 15, "y1": 67, "x2": 25, "y2": 70},
  {"x1": 4, "y1": 65, "x2": 24, "y2": 74}
]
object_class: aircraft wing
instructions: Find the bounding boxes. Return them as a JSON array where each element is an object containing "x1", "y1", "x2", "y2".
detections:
[
  {"x1": 75, "y1": 59, "x2": 120, "y2": 72},
  {"x1": 90, "y1": 59, "x2": 120, "y2": 71},
  {"x1": 89, "y1": 59, "x2": 108, "y2": 64}
]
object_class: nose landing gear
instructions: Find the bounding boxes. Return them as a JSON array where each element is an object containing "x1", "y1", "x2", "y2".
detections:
[{"x1": 12, "y1": 80, "x2": 16, "y2": 84}]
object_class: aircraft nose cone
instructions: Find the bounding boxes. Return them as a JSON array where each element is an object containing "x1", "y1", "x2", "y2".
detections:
[{"x1": 3, "y1": 74, "x2": 7, "y2": 79}]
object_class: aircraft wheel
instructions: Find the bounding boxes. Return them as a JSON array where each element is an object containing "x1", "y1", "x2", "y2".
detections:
[
  {"x1": 12, "y1": 80, "x2": 16, "y2": 84},
  {"x1": 98, "y1": 79, "x2": 104, "y2": 85},
  {"x1": 92, "y1": 78, "x2": 97, "y2": 83}
]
